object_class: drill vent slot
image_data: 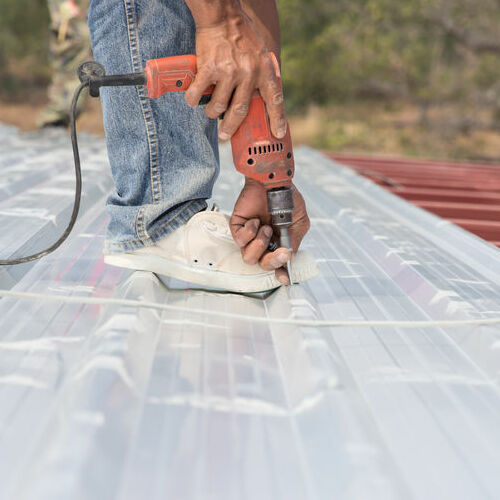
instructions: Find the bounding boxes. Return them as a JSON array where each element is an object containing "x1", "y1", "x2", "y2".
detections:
[{"x1": 248, "y1": 143, "x2": 284, "y2": 157}]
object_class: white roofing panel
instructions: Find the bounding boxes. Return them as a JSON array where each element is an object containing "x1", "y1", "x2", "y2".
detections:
[{"x1": 0, "y1": 124, "x2": 500, "y2": 499}]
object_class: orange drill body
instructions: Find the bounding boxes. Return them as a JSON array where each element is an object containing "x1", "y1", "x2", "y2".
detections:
[{"x1": 144, "y1": 55, "x2": 295, "y2": 190}]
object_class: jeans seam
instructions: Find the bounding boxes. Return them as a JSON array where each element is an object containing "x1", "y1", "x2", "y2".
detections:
[
  {"x1": 135, "y1": 205, "x2": 152, "y2": 245},
  {"x1": 123, "y1": 0, "x2": 162, "y2": 213},
  {"x1": 151, "y1": 199, "x2": 199, "y2": 235}
]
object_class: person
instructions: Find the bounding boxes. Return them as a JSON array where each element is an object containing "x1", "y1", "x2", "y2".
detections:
[
  {"x1": 88, "y1": 0, "x2": 318, "y2": 293},
  {"x1": 38, "y1": 0, "x2": 91, "y2": 128}
]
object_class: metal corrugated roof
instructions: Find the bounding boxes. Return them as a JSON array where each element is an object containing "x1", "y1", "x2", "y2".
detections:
[
  {"x1": 332, "y1": 154, "x2": 500, "y2": 247},
  {"x1": 1, "y1": 123, "x2": 500, "y2": 500}
]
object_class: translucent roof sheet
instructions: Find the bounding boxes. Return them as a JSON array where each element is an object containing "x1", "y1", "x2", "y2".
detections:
[{"x1": 1, "y1": 123, "x2": 500, "y2": 500}]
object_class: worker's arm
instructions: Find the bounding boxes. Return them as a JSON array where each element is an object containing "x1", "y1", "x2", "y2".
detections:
[
  {"x1": 239, "y1": 0, "x2": 281, "y2": 63},
  {"x1": 185, "y1": 0, "x2": 309, "y2": 282},
  {"x1": 184, "y1": 0, "x2": 286, "y2": 141}
]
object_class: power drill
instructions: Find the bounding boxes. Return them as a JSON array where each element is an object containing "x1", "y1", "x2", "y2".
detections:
[{"x1": 78, "y1": 54, "x2": 296, "y2": 284}]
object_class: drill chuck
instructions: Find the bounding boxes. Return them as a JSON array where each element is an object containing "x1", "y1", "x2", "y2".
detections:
[
  {"x1": 267, "y1": 187, "x2": 294, "y2": 228},
  {"x1": 267, "y1": 187, "x2": 295, "y2": 286}
]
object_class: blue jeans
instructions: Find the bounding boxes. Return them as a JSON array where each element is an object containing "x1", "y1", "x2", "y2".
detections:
[{"x1": 88, "y1": 0, "x2": 219, "y2": 253}]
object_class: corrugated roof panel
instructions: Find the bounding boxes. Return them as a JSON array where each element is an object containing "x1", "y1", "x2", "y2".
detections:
[
  {"x1": 1, "y1": 125, "x2": 500, "y2": 499},
  {"x1": 332, "y1": 154, "x2": 500, "y2": 246}
]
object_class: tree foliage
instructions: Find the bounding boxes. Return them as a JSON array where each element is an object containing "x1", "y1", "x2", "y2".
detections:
[
  {"x1": 0, "y1": 0, "x2": 49, "y2": 91},
  {"x1": 0, "y1": 0, "x2": 498, "y2": 130},
  {"x1": 278, "y1": 0, "x2": 500, "y2": 124}
]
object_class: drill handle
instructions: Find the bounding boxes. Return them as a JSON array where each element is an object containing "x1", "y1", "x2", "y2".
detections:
[
  {"x1": 144, "y1": 53, "x2": 282, "y2": 98},
  {"x1": 144, "y1": 55, "x2": 214, "y2": 98}
]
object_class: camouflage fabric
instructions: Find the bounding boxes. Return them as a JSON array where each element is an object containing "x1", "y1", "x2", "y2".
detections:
[{"x1": 38, "y1": 0, "x2": 91, "y2": 127}]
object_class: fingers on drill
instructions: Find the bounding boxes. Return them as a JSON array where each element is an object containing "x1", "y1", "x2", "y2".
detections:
[
  {"x1": 219, "y1": 79, "x2": 255, "y2": 140},
  {"x1": 259, "y1": 61, "x2": 287, "y2": 139},
  {"x1": 205, "y1": 78, "x2": 235, "y2": 120},
  {"x1": 259, "y1": 248, "x2": 291, "y2": 271},
  {"x1": 231, "y1": 218, "x2": 261, "y2": 248},
  {"x1": 185, "y1": 69, "x2": 213, "y2": 108},
  {"x1": 241, "y1": 225, "x2": 273, "y2": 265}
]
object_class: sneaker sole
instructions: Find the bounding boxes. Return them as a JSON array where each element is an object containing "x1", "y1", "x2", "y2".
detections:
[{"x1": 104, "y1": 252, "x2": 319, "y2": 293}]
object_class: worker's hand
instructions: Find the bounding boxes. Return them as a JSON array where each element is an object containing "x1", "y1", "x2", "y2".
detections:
[
  {"x1": 230, "y1": 179, "x2": 310, "y2": 285},
  {"x1": 185, "y1": 8, "x2": 286, "y2": 141}
]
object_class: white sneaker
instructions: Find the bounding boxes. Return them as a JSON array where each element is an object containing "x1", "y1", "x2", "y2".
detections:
[{"x1": 103, "y1": 209, "x2": 319, "y2": 293}]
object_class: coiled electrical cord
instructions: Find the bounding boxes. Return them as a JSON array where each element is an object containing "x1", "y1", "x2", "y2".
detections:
[{"x1": 0, "y1": 81, "x2": 87, "y2": 265}]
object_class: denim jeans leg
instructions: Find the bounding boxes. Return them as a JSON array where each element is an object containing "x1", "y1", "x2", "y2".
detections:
[{"x1": 88, "y1": 0, "x2": 219, "y2": 254}]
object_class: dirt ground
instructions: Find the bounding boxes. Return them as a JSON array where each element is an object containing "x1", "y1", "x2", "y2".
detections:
[
  {"x1": 1, "y1": 94, "x2": 499, "y2": 163},
  {"x1": 0, "y1": 92, "x2": 105, "y2": 134}
]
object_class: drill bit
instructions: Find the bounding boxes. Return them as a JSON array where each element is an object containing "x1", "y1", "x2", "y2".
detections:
[
  {"x1": 286, "y1": 259, "x2": 294, "y2": 286},
  {"x1": 280, "y1": 227, "x2": 294, "y2": 286}
]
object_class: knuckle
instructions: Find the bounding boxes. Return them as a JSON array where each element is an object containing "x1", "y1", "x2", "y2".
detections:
[
  {"x1": 202, "y1": 62, "x2": 217, "y2": 77},
  {"x1": 259, "y1": 50, "x2": 271, "y2": 66},
  {"x1": 220, "y1": 61, "x2": 237, "y2": 78},
  {"x1": 272, "y1": 92, "x2": 284, "y2": 106},
  {"x1": 233, "y1": 103, "x2": 250, "y2": 116},
  {"x1": 239, "y1": 228, "x2": 250, "y2": 240},
  {"x1": 246, "y1": 228, "x2": 257, "y2": 240},
  {"x1": 243, "y1": 253, "x2": 255, "y2": 265},
  {"x1": 241, "y1": 69, "x2": 253, "y2": 82},
  {"x1": 213, "y1": 102, "x2": 227, "y2": 114},
  {"x1": 245, "y1": 222, "x2": 258, "y2": 236},
  {"x1": 257, "y1": 232, "x2": 268, "y2": 246},
  {"x1": 242, "y1": 61, "x2": 257, "y2": 78},
  {"x1": 205, "y1": 108, "x2": 219, "y2": 119},
  {"x1": 235, "y1": 235, "x2": 246, "y2": 247},
  {"x1": 277, "y1": 118, "x2": 287, "y2": 129},
  {"x1": 256, "y1": 241, "x2": 267, "y2": 254},
  {"x1": 223, "y1": 125, "x2": 237, "y2": 136},
  {"x1": 219, "y1": 127, "x2": 231, "y2": 139},
  {"x1": 269, "y1": 258, "x2": 281, "y2": 269}
]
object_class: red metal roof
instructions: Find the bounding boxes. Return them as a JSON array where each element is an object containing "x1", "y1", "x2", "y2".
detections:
[{"x1": 330, "y1": 154, "x2": 500, "y2": 247}]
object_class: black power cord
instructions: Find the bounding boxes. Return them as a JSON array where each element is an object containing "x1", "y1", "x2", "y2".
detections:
[
  {"x1": 0, "y1": 61, "x2": 147, "y2": 266},
  {"x1": 0, "y1": 81, "x2": 88, "y2": 266}
]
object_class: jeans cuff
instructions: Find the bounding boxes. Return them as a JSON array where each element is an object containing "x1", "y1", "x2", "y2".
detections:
[{"x1": 103, "y1": 199, "x2": 208, "y2": 254}]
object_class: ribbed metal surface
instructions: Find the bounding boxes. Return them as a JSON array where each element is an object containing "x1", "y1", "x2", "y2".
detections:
[
  {"x1": 1, "y1": 124, "x2": 500, "y2": 500},
  {"x1": 332, "y1": 154, "x2": 500, "y2": 247}
]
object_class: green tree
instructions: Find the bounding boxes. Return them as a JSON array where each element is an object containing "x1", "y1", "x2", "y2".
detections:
[
  {"x1": 0, "y1": 0, "x2": 49, "y2": 93},
  {"x1": 278, "y1": 0, "x2": 500, "y2": 129}
]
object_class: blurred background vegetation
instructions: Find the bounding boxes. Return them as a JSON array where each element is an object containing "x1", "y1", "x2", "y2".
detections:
[
  {"x1": 0, "y1": 0, "x2": 499, "y2": 160},
  {"x1": 0, "y1": 0, "x2": 51, "y2": 90}
]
